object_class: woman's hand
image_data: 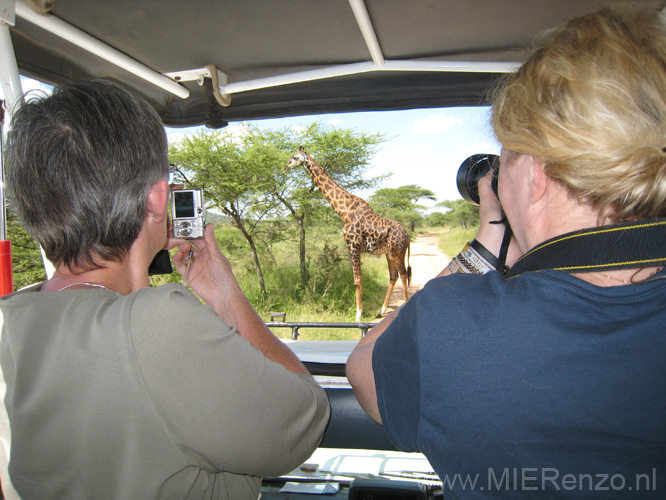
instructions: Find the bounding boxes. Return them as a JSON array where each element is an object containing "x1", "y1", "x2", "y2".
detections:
[
  {"x1": 475, "y1": 171, "x2": 521, "y2": 269},
  {"x1": 168, "y1": 223, "x2": 243, "y2": 317}
]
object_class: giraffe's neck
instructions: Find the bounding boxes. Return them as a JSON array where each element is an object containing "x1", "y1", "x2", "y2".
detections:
[{"x1": 303, "y1": 158, "x2": 361, "y2": 224}]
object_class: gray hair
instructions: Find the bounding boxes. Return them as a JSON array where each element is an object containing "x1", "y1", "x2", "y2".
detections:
[{"x1": 5, "y1": 79, "x2": 169, "y2": 270}]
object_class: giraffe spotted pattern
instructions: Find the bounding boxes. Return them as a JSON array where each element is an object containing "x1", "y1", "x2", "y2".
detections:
[{"x1": 287, "y1": 147, "x2": 411, "y2": 320}]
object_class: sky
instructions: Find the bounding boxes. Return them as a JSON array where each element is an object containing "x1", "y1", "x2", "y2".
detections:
[{"x1": 13, "y1": 77, "x2": 501, "y2": 207}]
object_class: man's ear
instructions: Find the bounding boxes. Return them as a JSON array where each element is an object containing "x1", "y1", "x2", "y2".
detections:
[{"x1": 146, "y1": 178, "x2": 169, "y2": 223}]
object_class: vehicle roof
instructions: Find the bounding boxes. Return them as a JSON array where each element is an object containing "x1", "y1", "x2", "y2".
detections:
[{"x1": 9, "y1": 0, "x2": 666, "y2": 128}]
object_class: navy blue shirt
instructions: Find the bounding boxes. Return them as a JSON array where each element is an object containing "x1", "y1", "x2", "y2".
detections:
[{"x1": 373, "y1": 269, "x2": 666, "y2": 498}]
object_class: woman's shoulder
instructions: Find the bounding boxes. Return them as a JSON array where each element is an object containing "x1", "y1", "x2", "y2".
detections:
[
  {"x1": 127, "y1": 283, "x2": 231, "y2": 343},
  {"x1": 132, "y1": 282, "x2": 196, "y2": 301},
  {"x1": 127, "y1": 283, "x2": 208, "y2": 316}
]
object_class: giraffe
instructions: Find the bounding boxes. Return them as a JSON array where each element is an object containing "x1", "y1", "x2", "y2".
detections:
[{"x1": 287, "y1": 147, "x2": 411, "y2": 320}]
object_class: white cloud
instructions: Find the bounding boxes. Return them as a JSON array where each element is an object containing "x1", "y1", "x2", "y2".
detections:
[
  {"x1": 328, "y1": 118, "x2": 341, "y2": 126},
  {"x1": 226, "y1": 121, "x2": 251, "y2": 137},
  {"x1": 410, "y1": 113, "x2": 463, "y2": 134},
  {"x1": 290, "y1": 125, "x2": 307, "y2": 134}
]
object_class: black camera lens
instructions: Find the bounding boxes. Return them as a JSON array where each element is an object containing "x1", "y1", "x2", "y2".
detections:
[{"x1": 456, "y1": 153, "x2": 500, "y2": 205}]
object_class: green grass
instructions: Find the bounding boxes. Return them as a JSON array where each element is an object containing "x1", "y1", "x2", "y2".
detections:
[
  {"x1": 257, "y1": 253, "x2": 389, "y2": 340},
  {"x1": 437, "y1": 225, "x2": 478, "y2": 259}
]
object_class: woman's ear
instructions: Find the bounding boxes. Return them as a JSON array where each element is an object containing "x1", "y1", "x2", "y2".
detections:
[
  {"x1": 529, "y1": 156, "x2": 549, "y2": 203},
  {"x1": 146, "y1": 178, "x2": 169, "y2": 223}
]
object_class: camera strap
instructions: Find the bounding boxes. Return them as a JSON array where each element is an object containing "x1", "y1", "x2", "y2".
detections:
[
  {"x1": 493, "y1": 219, "x2": 512, "y2": 275},
  {"x1": 503, "y1": 218, "x2": 666, "y2": 279}
]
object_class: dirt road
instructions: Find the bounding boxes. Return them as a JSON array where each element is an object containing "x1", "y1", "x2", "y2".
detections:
[{"x1": 376, "y1": 231, "x2": 451, "y2": 319}]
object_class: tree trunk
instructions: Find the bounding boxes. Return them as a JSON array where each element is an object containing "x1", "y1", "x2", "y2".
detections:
[
  {"x1": 274, "y1": 192, "x2": 309, "y2": 287},
  {"x1": 225, "y1": 208, "x2": 267, "y2": 295},
  {"x1": 297, "y1": 216, "x2": 309, "y2": 286}
]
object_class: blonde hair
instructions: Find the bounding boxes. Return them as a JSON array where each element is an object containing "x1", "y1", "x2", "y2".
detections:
[{"x1": 492, "y1": 7, "x2": 666, "y2": 222}]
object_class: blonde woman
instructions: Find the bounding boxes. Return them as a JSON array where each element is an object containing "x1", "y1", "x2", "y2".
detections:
[{"x1": 348, "y1": 7, "x2": 666, "y2": 498}]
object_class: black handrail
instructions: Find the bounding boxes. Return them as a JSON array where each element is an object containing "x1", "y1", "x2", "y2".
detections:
[{"x1": 265, "y1": 321, "x2": 377, "y2": 340}]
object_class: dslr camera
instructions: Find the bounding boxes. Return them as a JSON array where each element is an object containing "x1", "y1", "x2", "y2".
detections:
[
  {"x1": 456, "y1": 153, "x2": 500, "y2": 204},
  {"x1": 171, "y1": 188, "x2": 205, "y2": 239}
]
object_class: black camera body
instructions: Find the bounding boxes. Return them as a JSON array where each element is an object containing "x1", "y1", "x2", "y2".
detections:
[{"x1": 456, "y1": 153, "x2": 499, "y2": 204}]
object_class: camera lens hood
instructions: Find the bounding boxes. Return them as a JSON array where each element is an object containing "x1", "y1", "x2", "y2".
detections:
[{"x1": 456, "y1": 153, "x2": 500, "y2": 205}]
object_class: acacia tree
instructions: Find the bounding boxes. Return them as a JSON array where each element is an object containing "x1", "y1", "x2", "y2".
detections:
[
  {"x1": 369, "y1": 184, "x2": 436, "y2": 232},
  {"x1": 169, "y1": 123, "x2": 385, "y2": 292},
  {"x1": 169, "y1": 129, "x2": 280, "y2": 294},
  {"x1": 437, "y1": 198, "x2": 480, "y2": 229}
]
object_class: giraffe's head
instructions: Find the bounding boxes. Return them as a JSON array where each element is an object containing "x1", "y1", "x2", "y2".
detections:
[{"x1": 286, "y1": 146, "x2": 310, "y2": 170}]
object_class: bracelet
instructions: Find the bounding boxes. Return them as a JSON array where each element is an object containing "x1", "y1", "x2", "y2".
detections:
[
  {"x1": 447, "y1": 256, "x2": 466, "y2": 274},
  {"x1": 469, "y1": 239, "x2": 500, "y2": 270},
  {"x1": 447, "y1": 242, "x2": 496, "y2": 275}
]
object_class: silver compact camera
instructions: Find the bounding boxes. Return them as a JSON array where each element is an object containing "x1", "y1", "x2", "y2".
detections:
[{"x1": 171, "y1": 188, "x2": 205, "y2": 239}]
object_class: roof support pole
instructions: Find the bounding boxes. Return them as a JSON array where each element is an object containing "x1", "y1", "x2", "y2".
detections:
[
  {"x1": 0, "y1": 4, "x2": 55, "y2": 286},
  {"x1": 217, "y1": 59, "x2": 519, "y2": 96},
  {"x1": 0, "y1": 23, "x2": 22, "y2": 118},
  {"x1": 0, "y1": 13, "x2": 20, "y2": 295},
  {"x1": 348, "y1": 0, "x2": 385, "y2": 66}
]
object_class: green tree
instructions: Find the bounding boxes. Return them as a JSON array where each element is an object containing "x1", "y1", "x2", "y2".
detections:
[
  {"x1": 426, "y1": 211, "x2": 449, "y2": 227},
  {"x1": 438, "y1": 199, "x2": 480, "y2": 229},
  {"x1": 6, "y1": 209, "x2": 46, "y2": 290},
  {"x1": 169, "y1": 123, "x2": 385, "y2": 293},
  {"x1": 370, "y1": 184, "x2": 436, "y2": 232},
  {"x1": 169, "y1": 129, "x2": 280, "y2": 294}
]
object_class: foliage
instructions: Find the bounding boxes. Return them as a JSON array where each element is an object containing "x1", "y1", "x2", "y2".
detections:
[
  {"x1": 426, "y1": 211, "x2": 449, "y2": 227},
  {"x1": 169, "y1": 129, "x2": 279, "y2": 294},
  {"x1": 6, "y1": 209, "x2": 45, "y2": 290},
  {"x1": 234, "y1": 231, "x2": 388, "y2": 333},
  {"x1": 437, "y1": 198, "x2": 480, "y2": 229},
  {"x1": 370, "y1": 184, "x2": 436, "y2": 232},
  {"x1": 170, "y1": 122, "x2": 387, "y2": 292}
]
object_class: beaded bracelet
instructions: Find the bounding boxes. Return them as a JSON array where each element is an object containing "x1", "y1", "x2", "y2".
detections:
[{"x1": 447, "y1": 240, "x2": 497, "y2": 275}]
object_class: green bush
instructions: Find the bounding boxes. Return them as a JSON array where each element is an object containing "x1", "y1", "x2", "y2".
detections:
[{"x1": 6, "y1": 209, "x2": 46, "y2": 290}]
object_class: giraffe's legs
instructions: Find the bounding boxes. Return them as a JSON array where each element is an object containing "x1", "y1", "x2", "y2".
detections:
[
  {"x1": 380, "y1": 255, "x2": 400, "y2": 316},
  {"x1": 380, "y1": 253, "x2": 411, "y2": 316},
  {"x1": 348, "y1": 246, "x2": 363, "y2": 321},
  {"x1": 379, "y1": 281, "x2": 397, "y2": 317},
  {"x1": 400, "y1": 269, "x2": 410, "y2": 302},
  {"x1": 355, "y1": 282, "x2": 363, "y2": 322},
  {"x1": 399, "y1": 250, "x2": 411, "y2": 302}
]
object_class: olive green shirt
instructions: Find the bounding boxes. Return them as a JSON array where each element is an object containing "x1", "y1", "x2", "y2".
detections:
[{"x1": 0, "y1": 283, "x2": 329, "y2": 499}]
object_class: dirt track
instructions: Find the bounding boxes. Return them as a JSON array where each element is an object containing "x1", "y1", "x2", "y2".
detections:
[{"x1": 374, "y1": 231, "x2": 451, "y2": 319}]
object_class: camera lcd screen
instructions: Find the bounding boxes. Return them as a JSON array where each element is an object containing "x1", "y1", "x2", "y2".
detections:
[{"x1": 174, "y1": 191, "x2": 195, "y2": 218}]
